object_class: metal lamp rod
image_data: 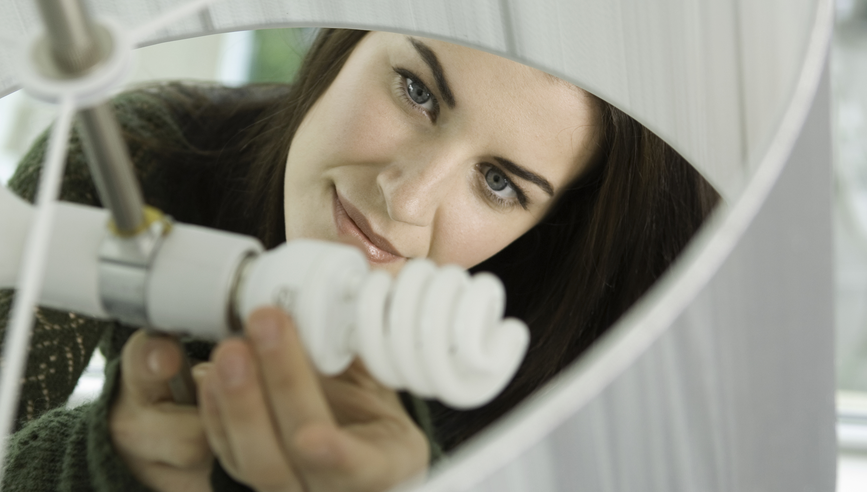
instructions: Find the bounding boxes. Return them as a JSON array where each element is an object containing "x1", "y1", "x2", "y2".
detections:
[{"x1": 35, "y1": 0, "x2": 146, "y2": 235}]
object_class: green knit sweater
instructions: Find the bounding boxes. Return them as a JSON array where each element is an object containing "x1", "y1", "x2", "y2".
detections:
[{"x1": 0, "y1": 86, "x2": 440, "y2": 491}]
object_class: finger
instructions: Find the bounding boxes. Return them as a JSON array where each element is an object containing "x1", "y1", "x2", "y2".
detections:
[
  {"x1": 209, "y1": 338, "x2": 303, "y2": 492},
  {"x1": 323, "y1": 361, "x2": 405, "y2": 425},
  {"x1": 120, "y1": 329, "x2": 183, "y2": 405},
  {"x1": 293, "y1": 421, "x2": 427, "y2": 491},
  {"x1": 300, "y1": 366, "x2": 429, "y2": 489},
  {"x1": 245, "y1": 307, "x2": 334, "y2": 443},
  {"x1": 112, "y1": 401, "x2": 213, "y2": 469},
  {"x1": 199, "y1": 368, "x2": 238, "y2": 477}
]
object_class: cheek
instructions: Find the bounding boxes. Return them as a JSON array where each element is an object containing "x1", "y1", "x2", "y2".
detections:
[
  {"x1": 319, "y1": 80, "x2": 409, "y2": 167},
  {"x1": 430, "y1": 205, "x2": 537, "y2": 268}
]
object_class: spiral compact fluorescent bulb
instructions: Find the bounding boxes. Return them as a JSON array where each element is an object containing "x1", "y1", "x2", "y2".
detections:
[{"x1": 236, "y1": 240, "x2": 530, "y2": 409}]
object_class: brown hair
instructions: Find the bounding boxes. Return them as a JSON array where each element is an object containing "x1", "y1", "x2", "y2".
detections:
[
  {"x1": 135, "y1": 28, "x2": 718, "y2": 451},
  {"x1": 439, "y1": 102, "x2": 719, "y2": 448}
]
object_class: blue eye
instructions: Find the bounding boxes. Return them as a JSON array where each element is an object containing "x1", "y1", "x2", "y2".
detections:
[
  {"x1": 406, "y1": 77, "x2": 431, "y2": 106},
  {"x1": 395, "y1": 68, "x2": 439, "y2": 119},
  {"x1": 484, "y1": 167, "x2": 517, "y2": 199}
]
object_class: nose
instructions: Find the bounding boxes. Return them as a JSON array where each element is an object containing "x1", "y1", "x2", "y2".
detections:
[{"x1": 377, "y1": 149, "x2": 464, "y2": 227}]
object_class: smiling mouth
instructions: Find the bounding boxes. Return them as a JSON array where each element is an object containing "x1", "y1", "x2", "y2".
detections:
[{"x1": 332, "y1": 189, "x2": 404, "y2": 264}]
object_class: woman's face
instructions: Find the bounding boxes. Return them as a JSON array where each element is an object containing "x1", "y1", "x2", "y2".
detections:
[{"x1": 284, "y1": 32, "x2": 598, "y2": 275}]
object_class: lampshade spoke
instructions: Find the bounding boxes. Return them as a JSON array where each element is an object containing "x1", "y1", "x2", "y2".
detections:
[{"x1": 0, "y1": 98, "x2": 75, "y2": 484}]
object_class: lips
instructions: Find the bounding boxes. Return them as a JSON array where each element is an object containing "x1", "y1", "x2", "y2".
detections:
[{"x1": 333, "y1": 189, "x2": 404, "y2": 264}]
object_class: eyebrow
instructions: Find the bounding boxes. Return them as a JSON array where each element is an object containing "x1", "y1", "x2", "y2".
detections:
[
  {"x1": 407, "y1": 37, "x2": 456, "y2": 108},
  {"x1": 493, "y1": 157, "x2": 555, "y2": 196}
]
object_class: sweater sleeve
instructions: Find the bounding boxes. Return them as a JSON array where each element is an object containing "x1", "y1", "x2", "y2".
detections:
[{"x1": 2, "y1": 357, "x2": 151, "y2": 492}]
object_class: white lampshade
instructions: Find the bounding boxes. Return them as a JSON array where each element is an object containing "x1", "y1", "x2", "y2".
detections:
[{"x1": 0, "y1": 1, "x2": 836, "y2": 491}]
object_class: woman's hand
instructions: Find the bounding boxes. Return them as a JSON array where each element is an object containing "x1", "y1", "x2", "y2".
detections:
[
  {"x1": 199, "y1": 307, "x2": 430, "y2": 492},
  {"x1": 109, "y1": 330, "x2": 213, "y2": 492}
]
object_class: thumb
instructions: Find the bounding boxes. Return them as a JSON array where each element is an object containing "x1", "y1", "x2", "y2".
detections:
[{"x1": 120, "y1": 329, "x2": 183, "y2": 405}]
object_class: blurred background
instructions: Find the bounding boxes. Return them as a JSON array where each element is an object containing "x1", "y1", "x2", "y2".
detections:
[
  {"x1": 1, "y1": 8, "x2": 867, "y2": 489},
  {"x1": 0, "y1": 28, "x2": 315, "y2": 184},
  {"x1": 830, "y1": 0, "x2": 867, "y2": 487}
]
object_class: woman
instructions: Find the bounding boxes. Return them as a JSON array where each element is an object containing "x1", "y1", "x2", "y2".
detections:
[{"x1": 1, "y1": 29, "x2": 717, "y2": 491}]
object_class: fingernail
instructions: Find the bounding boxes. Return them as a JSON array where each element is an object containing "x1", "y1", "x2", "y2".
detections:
[
  {"x1": 249, "y1": 312, "x2": 282, "y2": 350},
  {"x1": 218, "y1": 352, "x2": 248, "y2": 388},
  {"x1": 191, "y1": 363, "x2": 211, "y2": 382},
  {"x1": 146, "y1": 346, "x2": 162, "y2": 375}
]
